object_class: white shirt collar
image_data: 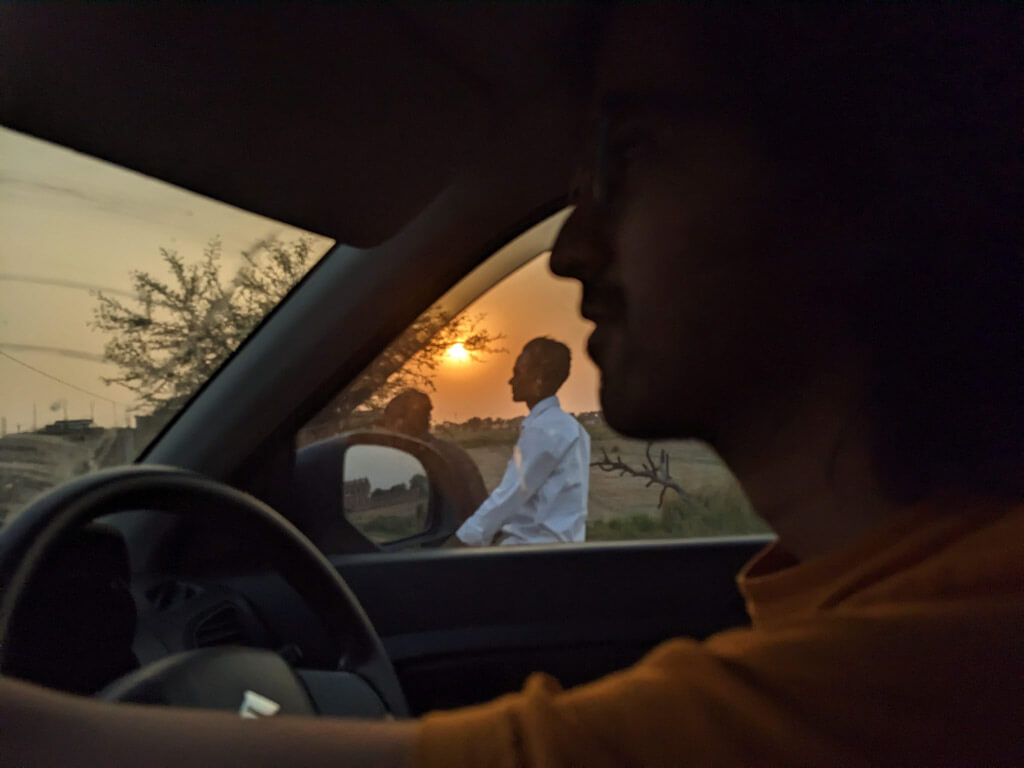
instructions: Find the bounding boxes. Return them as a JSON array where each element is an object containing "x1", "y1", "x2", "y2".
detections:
[{"x1": 525, "y1": 395, "x2": 560, "y2": 423}]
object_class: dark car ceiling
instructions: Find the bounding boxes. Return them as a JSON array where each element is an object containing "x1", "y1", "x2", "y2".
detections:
[{"x1": 0, "y1": 4, "x2": 586, "y2": 247}]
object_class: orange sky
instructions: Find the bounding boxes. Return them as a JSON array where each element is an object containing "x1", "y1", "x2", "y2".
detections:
[
  {"x1": 0, "y1": 128, "x2": 332, "y2": 432},
  {"x1": 427, "y1": 253, "x2": 601, "y2": 424},
  {"x1": 0, "y1": 128, "x2": 598, "y2": 434}
]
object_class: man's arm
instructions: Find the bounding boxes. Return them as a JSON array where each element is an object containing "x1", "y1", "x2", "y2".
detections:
[
  {"x1": 455, "y1": 425, "x2": 576, "y2": 546},
  {"x1": 0, "y1": 675, "x2": 417, "y2": 768},
  {"x1": 416, "y1": 605, "x2": 1024, "y2": 767},
  {"x1": 455, "y1": 456, "x2": 522, "y2": 545}
]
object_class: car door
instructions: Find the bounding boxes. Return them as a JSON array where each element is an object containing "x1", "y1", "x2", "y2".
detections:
[{"x1": 285, "y1": 209, "x2": 774, "y2": 714}]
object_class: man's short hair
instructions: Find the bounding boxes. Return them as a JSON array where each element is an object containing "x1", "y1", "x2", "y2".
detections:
[
  {"x1": 384, "y1": 389, "x2": 431, "y2": 420},
  {"x1": 522, "y1": 337, "x2": 572, "y2": 392}
]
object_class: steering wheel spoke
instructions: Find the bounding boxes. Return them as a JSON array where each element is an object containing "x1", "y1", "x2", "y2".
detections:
[
  {"x1": 0, "y1": 466, "x2": 408, "y2": 718},
  {"x1": 100, "y1": 647, "x2": 317, "y2": 716}
]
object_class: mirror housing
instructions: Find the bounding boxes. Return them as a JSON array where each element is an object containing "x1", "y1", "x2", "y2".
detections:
[{"x1": 292, "y1": 431, "x2": 468, "y2": 553}]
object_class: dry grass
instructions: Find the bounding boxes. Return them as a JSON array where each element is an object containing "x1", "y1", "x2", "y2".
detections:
[{"x1": 453, "y1": 426, "x2": 770, "y2": 541}]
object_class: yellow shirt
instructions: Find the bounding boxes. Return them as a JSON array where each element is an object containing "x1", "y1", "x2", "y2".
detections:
[{"x1": 416, "y1": 502, "x2": 1024, "y2": 766}]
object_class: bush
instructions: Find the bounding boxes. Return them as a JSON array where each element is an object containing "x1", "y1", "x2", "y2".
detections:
[
  {"x1": 358, "y1": 514, "x2": 422, "y2": 543},
  {"x1": 588, "y1": 514, "x2": 678, "y2": 541},
  {"x1": 587, "y1": 483, "x2": 771, "y2": 541}
]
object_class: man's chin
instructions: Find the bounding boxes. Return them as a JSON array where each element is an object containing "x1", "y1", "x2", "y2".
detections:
[
  {"x1": 593, "y1": 333, "x2": 700, "y2": 438},
  {"x1": 598, "y1": 377, "x2": 711, "y2": 442},
  {"x1": 599, "y1": 387, "x2": 673, "y2": 440}
]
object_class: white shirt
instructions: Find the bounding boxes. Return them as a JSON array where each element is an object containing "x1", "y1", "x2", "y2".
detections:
[{"x1": 456, "y1": 396, "x2": 591, "y2": 546}]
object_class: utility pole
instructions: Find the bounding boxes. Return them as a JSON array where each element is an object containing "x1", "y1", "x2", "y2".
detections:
[
  {"x1": 62, "y1": 400, "x2": 68, "y2": 423},
  {"x1": 1, "y1": 417, "x2": 6, "y2": 436},
  {"x1": 32, "y1": 404, "x2": 37, "y2": 431},
  {"x1": 90, "y1": 401, "x2": 95, "y2": 422}
]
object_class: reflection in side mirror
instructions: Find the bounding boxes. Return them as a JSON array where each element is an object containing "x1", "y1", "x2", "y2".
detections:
[{"x1": 342, "y1": 445, "x2": 430, "y2": 544}]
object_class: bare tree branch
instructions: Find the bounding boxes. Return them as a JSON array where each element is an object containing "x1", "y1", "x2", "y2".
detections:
[
  {"x1": 300, "y1": 307, "x2": 506, "y2": 440},
  {"x1": 591, "y1": 442, "x2": 707, "y2": 514}
]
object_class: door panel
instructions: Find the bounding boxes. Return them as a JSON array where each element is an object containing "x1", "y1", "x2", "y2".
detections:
[{"x1": 333, "y1": 536, "x2": 770, "y2": 714}]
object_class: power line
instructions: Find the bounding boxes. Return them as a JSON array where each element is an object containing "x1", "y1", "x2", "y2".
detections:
[
  {"x1": 0, "y1": 272, "x2": 135, "y2": 298},
  {"x1": 0, "y1": 349, "x2": 127, "y2": 405},
  {"x1": 0, "y1": 343, "x2": 105, "y2": 363}
]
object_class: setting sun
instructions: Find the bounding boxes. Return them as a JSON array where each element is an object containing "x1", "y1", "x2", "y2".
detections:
[{"x1": 445, "y1": 342, "x2": 470, "y2": 364}]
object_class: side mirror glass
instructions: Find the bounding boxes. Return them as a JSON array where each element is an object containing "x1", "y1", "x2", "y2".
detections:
[{"x1": 342, "y1": 445, "x2": 430, "y2": 544}]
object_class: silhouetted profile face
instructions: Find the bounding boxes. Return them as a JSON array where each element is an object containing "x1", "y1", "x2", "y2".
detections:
[
  {"x1": 382, "y1": 390, "x2": 432, "y2": 438},
  {"x1": 509, "y1": 338, "x2": 572, "y2": 406},
  {"x1": 550, "y1": 8, "x2": 845, "y2": 445},
  {"x1": 509, "y1": 349, "x2": 543, "y2": 404},
  {"x1": 548, "y1": 7, "x2": 1022, "y2": 502}
]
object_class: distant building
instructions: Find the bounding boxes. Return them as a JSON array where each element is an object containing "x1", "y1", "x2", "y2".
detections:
[
  {"x1": 574, "y1": 411, "x2": 604, "y2": 426},
  {"x1": 39, "y1": 418, "x2": 97, "y2": 436},
  {"x1": 296, "y1": 407, "x2": 383, "y2": 447},
  {"x1": 343, "y1": 477, "x2": 371, "y2": 510}
]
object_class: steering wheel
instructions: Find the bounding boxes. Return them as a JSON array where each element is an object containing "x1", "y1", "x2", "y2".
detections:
[{"x1": 0, "y1": 466, "x2": 408, "y2": 718}]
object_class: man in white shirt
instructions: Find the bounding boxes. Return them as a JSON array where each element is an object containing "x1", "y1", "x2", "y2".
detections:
[{"x1": 456, "y1": 337, "x2": 591, "y2": 546}]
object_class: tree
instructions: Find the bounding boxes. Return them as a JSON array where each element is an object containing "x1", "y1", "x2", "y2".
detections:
[
  {"x1": 92, "y1": 236, "x2": 318, "y2": 415},
  {"x1": 300, "y1": 306, "x2": 505, "y2": 441},
  {"x1": 93, "y1": 236, "x2": 505, "y2": 435}
]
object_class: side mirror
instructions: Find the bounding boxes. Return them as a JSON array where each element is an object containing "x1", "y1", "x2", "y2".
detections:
[
  {"x1": 293, "y1": 430, "x2": 467, "y2": 553},
  {"x1": 341, "y1": 445, "x2": 430, "y2": 545}
]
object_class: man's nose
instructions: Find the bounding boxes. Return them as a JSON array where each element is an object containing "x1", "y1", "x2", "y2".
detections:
[{"x1": 549, "y1": 201, "x2": 612, "y2": 283}]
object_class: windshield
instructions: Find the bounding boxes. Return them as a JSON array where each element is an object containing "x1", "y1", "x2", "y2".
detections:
[{"x1": 0, "y1": 128, "x2": 334, "y2": 523}]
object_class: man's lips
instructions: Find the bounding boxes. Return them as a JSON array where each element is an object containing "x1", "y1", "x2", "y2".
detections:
[
  {"x1": 580, "y1": 284, "x2": 626, "y2": 364},
  {"x1": 579, "y1": 284, "x2": 626, "y2": 324},
  {"x1": 580, "y1": 301, "x2": 604, "y2": 323},
  {"x1": 581, "y1": 325, "x2": 621, "y2": 368}
]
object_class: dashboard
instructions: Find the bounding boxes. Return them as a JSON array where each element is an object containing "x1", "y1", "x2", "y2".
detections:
[{"x1": 9, "y1": 519, "x2": 343, "y2": 697}]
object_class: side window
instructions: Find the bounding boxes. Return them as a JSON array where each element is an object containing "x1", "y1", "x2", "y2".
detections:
[{"x1": 296, "y1": 210, "x2": 769, "y2": 553}]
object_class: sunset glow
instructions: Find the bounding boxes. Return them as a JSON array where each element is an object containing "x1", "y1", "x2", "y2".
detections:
[{"x1": 445, "y1": 342, "x2": 470, "y2": 364}]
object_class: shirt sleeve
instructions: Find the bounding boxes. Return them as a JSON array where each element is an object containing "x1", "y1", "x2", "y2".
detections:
[
  {"x1": 414, "y1": 606, "x2": 1024, "y2": 767},
  {"x1": 413, "y1": 635, "x2": 798, "y2": 768},
  {"x1": 455, "y1": 423, "x2": 576, "y2": 546},
  {"x1": 455, "y1": 457, "x2": 521, "y2": 546}
]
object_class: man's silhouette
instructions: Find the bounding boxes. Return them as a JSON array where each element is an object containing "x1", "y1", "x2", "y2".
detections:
[
  {"x1": 381, "y1": 389, "x2": 487, "y2": 525},
  {"x1": 456, "y1": 337, "x2": 591, "y2": 546}
]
